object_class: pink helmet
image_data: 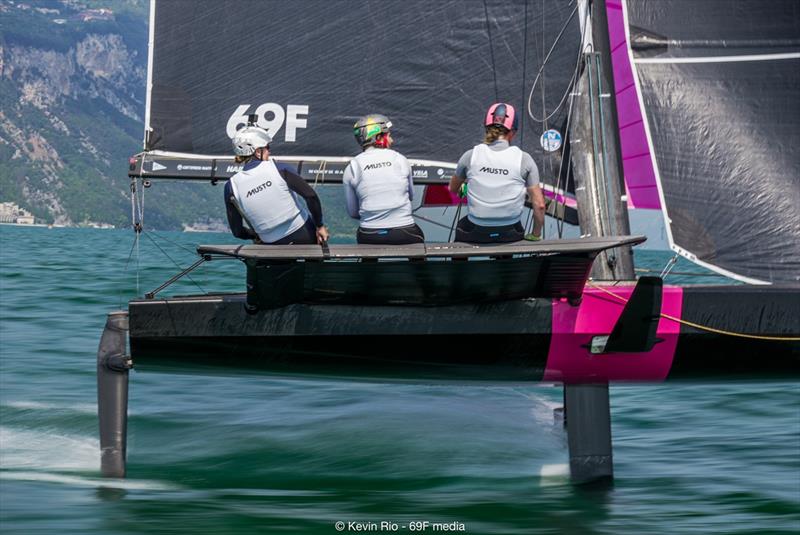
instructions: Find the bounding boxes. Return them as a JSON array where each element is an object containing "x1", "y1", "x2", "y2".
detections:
[{"x1": 484, "y1": 102, "x2": 518, "y2": 131}]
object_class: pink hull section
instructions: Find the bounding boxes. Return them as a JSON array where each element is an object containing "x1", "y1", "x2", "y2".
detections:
[{"x1": 544, "y1": 285, "x2": 684, "y2": 383}]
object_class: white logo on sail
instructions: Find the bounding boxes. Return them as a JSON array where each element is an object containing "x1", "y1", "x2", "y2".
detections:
[
  {"x1": 540, "y1": 129, "x2": 562, "y2": 152},
  {"x1": 227, "y1": 103, "x2": 309, "y2": 142},
  {"x1": 151, "y1": 162, "x2": 167, "y2": 171}
]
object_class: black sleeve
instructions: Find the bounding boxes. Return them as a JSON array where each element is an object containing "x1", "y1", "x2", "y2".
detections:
[
  {"x1": 224, "y1": 181, "x2": 257, "y2": 240},
  {"x1": 281, "y1": 168, "x2": 324, "y2": 227}
]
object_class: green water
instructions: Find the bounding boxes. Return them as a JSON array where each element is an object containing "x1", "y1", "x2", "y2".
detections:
[{"x1": 0, "y1": 225, "x2": 798, "y2": 534}]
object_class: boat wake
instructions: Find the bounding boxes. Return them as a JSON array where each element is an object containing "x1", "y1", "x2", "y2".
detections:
[
  {"x1": 5, "y1": 400, "x2": 97, "y2": 414},
  {"x1": 0, "y1": 470, "x2": 178, "y2": 491},
  {"x1": 0, "y1": 426, "x2": 177, "y2": 491}
]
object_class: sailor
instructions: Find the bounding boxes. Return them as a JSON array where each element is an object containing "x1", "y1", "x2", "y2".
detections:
[
  {"x1": 343, "y1": 114, "x2": 425, "y2": 245},
  {"x1": 449, "y1": 103, "x2": 545, "y2": 243},
  {"x1": 225, "y1": 126, "x2": 329, "y2": 245}
]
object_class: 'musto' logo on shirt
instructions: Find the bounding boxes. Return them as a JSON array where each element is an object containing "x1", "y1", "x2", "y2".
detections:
[
  {"x1": 479, "y1": 166, "x2": 509, "y2": 175},
  {"x1": 363, "y1": 162, "x2": 392, "y2": 170},
  {"x1": 246, "y1": 181, "x2": 272, "y2": 197}
]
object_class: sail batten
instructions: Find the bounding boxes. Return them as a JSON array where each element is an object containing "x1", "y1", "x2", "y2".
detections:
[{"x1": 635, "y1": 52, "x2": 800, "y2": 64}]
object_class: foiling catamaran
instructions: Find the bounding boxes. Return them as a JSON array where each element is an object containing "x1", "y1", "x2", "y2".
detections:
[{"x1": 97, "y1": 0, "x2": 800, "y2": 483}]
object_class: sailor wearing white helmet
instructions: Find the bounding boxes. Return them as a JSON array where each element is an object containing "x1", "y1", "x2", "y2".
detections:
[
  {"x1": 449, "y1": 102, "x2": 545, "y2": 243},
  {"x1": 343, "y1": 114, "x2": 424, "y2": 245},
  {"x1": 225, "y1": 126, "x2": 329, "y2": 245}
]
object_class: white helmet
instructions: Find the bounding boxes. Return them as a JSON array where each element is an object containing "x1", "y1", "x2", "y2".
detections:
[{"x1": 232, "y1": 126, "x2": 272, "y2": 156}]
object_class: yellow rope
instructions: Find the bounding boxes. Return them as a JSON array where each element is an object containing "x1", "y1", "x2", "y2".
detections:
[{"x1": 586, "y1": 281, "x2": 800, "y2": 342}]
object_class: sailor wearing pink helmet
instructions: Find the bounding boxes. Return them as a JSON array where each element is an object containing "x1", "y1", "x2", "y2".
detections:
[{"x1": 449, "y1": 103, "x2": 546, "y2": 243}]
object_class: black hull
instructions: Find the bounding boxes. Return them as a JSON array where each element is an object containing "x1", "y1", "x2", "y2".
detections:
[{"x1": 128, "y1": 285, "x2": 800, "y2": 383}]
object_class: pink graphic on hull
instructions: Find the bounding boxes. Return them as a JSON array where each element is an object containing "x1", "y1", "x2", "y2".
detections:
[{"x1": 544, "y1": 285, "x2": 683, "y2": 383}]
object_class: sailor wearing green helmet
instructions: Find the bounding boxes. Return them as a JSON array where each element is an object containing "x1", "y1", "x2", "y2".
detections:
[{"x1": 343, "y1": 114, "x2": 425, "y2": 245}]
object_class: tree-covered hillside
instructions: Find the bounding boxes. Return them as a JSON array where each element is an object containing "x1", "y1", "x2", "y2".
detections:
[
  {"x1": 0, "y1": 0, "x2": 231, "y2": 229},
  {"x1": 0, "y1": 0, "x2": 361, "y2": 234}
]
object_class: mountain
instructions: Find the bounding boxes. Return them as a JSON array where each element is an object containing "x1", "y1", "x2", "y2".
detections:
[
  {"x1": 0, "y1": 0, "x2": 230, "y2": 229},
  {"x1": 0, "y1": 0, "x2": 368, "y2": 236}
]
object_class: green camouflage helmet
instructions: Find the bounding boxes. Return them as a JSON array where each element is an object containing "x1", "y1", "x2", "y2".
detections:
[{"x1": 353, "y1": 114, "x2": 392, "y2": 147}]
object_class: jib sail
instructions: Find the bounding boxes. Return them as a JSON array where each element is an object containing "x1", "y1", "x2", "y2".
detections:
[{"x1": 613, "y1": 0, "x2": 800, "y2": 283}]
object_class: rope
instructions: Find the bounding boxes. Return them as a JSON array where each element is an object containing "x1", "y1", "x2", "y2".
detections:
[
  {"x1": 540, "y1": 0, "x2": 547, "y2": 134},
  {"x1": 586, "y1": 281, "x2": 800, "y2": 342},
  {"x1": 448, "y1": 200, "x2": 463, "y2": 242},
  {"x1": 526, "y1": 2, "x2": 580, "y2": 123},
  {"x1": 313, "y1": 159, "x2": 326, "y2": 187},
  {"x1": 119, "y1": 232, "x2": 139, "y2": 309},
  {"x1": 142, "y1": 231, "x2": 207, "y2": 295},
  {"x1": 525, "y1": 1, "x2": 583, "y2": 239}
]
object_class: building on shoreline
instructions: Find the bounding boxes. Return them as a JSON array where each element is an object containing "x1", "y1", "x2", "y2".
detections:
[{"x1": 0, "y1": 202, "x2": 35, "y2": 225}]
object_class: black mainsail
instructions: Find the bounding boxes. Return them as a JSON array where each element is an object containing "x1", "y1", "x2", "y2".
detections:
[{"x1": 140, "y1": 0, "x2": 579, "y2": 183}]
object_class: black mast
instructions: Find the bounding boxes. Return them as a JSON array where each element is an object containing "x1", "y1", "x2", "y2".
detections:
[
  {"x1": 571, "y1": 0, "x2": 634, "y2": 280},
  {"x1": 565, "y1": 0, "x2": 636, "y2": 485}
]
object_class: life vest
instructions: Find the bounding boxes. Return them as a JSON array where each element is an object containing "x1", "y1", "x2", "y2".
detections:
[
  {"x1": 466, "y1": 143, "x2": 525, "y2": 223},
  {"x1": 348, "y1": 148, "x2": 413, "y2": 228},
  {"x1": 229, "y1": 160, "x2": 303, "y2": 239}
]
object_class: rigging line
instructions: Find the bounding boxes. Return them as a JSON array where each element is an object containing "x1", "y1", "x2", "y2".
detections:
[
  {"x1": 136, "y1": 229, "x2": 140, "y2": 296},
  {"x1": 526, "y1": 2, "x2": 579, "y2": 122},
  {"x1": 634, "y1": 267, "x2": 727, "y2": 278},
  {"x1": 412, "y1": 212, "x2": 459, "y2": 231},
  {"x1": 594, "y1": 52, "x2": 618, "y2": 264},
  {"x1": 119, "y1": 233, "x2": 139, "y2": 309},
  {"x1": 660, "y1": 254, "x2": 679, "y2": 278},
  {"x1": 554, "y1": 57, "x2": 580, "y2": 239},
  {"x1": 128, "y1": 177, "x2": 141, "y2": 295},
  {"x1": 448, "y1": 199, "x2": 463, "y2": 242},
  {"x1": 138, "y1": 177, "x2": 145, "y2": 228},
  {"x1": 129, "y1": 178, "x2": 136, "y2": 232},
  {"x1": 313, "y1": 158, "x2": 326, "y2": 187},
  {"x1": 147, "y1": 229, "x2": 199, "y2": 256},
  {"x1": 482, "y1": 0, "x2": 499, "y2": 100},
  {"x1": 540, "y1": 0, "x2": 547, "y2": 133},
  {"x1": 142, "y1": 231, "x2": 208, "y2": 295},
  {"x1": 520, "y1": 0, "x2": 529, "y2": 145},
  {"x1": 586, "y1": 48, "x2": 607, "y2": 238},
  {"x1": 586, "y1": 282, "x2": 800, "y2": 342}
]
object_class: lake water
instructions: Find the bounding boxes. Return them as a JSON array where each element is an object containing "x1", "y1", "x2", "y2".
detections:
[{"x1": 1, "y1": 225, "x2": 798, "y2": 534}]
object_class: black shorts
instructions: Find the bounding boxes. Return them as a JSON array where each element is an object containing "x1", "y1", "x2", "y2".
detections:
[
  {"x1": 357, "y1": 223, "x2": 425, "y2": 245},
  {"x1": 268, "y1": 218, "x2": 317, "y2": 245},
  {"x1": 454, "y1": 216, "x2": 523, "y2": 244}
]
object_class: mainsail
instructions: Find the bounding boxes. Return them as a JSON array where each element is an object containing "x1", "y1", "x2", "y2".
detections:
[
  {"x1": 141, "y1": 0, "x2": 579, "y2": 182},
  {"x1": 609, "y1": 0, "x2": 800, "y2": 283}
]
